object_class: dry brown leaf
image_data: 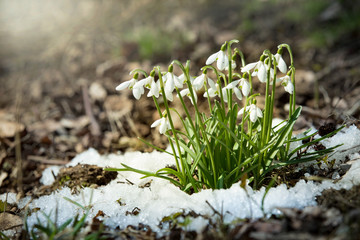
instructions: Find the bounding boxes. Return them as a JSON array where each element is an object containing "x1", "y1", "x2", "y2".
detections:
[
  {"x1": 89, "y1": 82, "x2": 107, "y2": 101},
  {"x1": 60, "y1": 116, "x2": 90, "y2": 129},
  {"x1": 0, "y1": 121, "x2": 25, "y2": 138},
  {"x1": 0, "y1": 212, "x2": 23, "y2": 231}
]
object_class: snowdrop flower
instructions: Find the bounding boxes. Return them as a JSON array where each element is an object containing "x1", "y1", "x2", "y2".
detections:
[
  {"x1": 206, "y1": 49, "x2": 229, "y2": 71},
  {"x1": 238, "y1": 78, "x2": 251, "y2": 97},
  {"x1": 163, "y1": 71, "x2": 183, "y2": 96},
  {"x1": 238, "y1": 104, "x2": 263, "y2": 122},
  {"x1": 274, "y1": 53, "x2": 287, "y2": 74},
  {"x1": 179, "y1": 88, "x2": 197, "y2": 105},
  {"x1": 151, "y1": 116, "x2": 171, "y2": 134},
  {"x1": 203, "y1": 78, "x2": 225, "y2": 99},
  {"x1": 134, "y1": 75, "x2": 160, "y2": 98},
  {"x1": 193, "y1": 73, "x2": 214, "y2": 91},
  {"x1": 179, "y1": 73, "x2": 195, "y2": 85},
  {"x1": 224, "y1": 80, "x2": 242, "y2": 101},
  {"x1": 226, "y1": 78, "x2": 251, "y2": 98},
  {"x1": 241, "y1": 60, "x2": 267, "y2": 83},
  {"x1": 116, "y1": 74, "x2": 144, "y2": 100},
  {"x1": 147, "y1": 79, "x2": 161, "y2": 98},
  {"x1": 279, "y1": 75, "x2": 294, "y2": 94}
]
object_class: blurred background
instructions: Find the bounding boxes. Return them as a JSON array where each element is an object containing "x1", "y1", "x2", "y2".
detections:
[{"x1": 0, "y1": 0, "x2": 359, "y2": 193}]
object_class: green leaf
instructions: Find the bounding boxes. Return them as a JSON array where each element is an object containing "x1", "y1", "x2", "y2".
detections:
[{"x1": 267, "y1": 106, "x2": 302, "y2": 159}]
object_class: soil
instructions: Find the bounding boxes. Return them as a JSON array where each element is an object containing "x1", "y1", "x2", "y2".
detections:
[{"x1": 0, "y1": 1, "x2": 360, "y2": 239}]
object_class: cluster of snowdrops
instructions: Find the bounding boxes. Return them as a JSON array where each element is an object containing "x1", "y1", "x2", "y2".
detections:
[{"x1": 110, "y1": 40, "x2": 338, "y2": 193}]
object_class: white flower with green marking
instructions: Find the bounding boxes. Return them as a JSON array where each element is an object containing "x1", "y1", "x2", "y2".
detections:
[
  {"x1": 206, "y1": 50, "x2": 229, "y2": 71},
  {"x1": 224, "y1": 81, "x2": 242, "y2": 101},
  {"x1": 116, "y1": 77, "x2": 144, "y2": 100},
  {"x1": 241, "y1": 60, "x2": 267, "y2": 83},
  {"x1": 279, "y1": 75, "x2": 294, "y2": 94},
  {"x1": 238, "y1": 104, "x2": 263, "y2": 122},
  {"x1": 193, "y1": 73, "x2": 214, "y2": 91},
  {"x1": 151, "y1": 116, "x2": 171, "y2": 134},
  {"x1": 179, "y1": 88, "x2": 197, "y2": 105},
  {"x1": 274, "y1": 53, "x2": 287, "y2": 74}
]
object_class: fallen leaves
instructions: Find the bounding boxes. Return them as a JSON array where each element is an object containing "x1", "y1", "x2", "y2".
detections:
[{"x1": 0, "y1": 120, "x2": 25, "y2": 138}]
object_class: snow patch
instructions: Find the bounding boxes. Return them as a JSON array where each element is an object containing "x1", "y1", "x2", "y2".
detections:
[{"x1": 2, "y1": 125, "x2": 359, "y2": 236}]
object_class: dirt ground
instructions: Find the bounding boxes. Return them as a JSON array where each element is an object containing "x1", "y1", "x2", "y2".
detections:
[{"x1": 0, "y1": 0, "x2": 360, "y2": 239}]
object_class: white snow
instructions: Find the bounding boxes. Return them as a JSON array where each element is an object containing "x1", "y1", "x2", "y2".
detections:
[{"x1": 3, "y1": 125, "x2": 360, "y2": 236}]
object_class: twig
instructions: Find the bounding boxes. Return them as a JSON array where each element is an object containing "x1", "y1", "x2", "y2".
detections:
[
  {"x1": 81, "y1": 83, "x2": 101, "y2": 136},
  {"x1": 27, "y1": 155, "x2": 69, "y2": 165}
]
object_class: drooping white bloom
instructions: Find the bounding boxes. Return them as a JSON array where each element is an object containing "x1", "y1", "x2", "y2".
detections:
[
  {"x1": 179, "y1": 74, "x2": 195, "y2": 85},
  {"x1": 224, "y1": 80, "x2": 242, "y2": 101},
  {"x1": 134, "y1": 76, "x2": 160, "y2": 98},
  {"x1": 238, "y1": 78, "x2": 250, "y2": 97},
  {"x1": 206, "y1": 50, "x2": 229, "y2": 70},
  {"x1": 274, "y1": 53, "x2": 287, "y2": 74},
  {"x1": 151, "y1": 116, "x2": 171, "y2": 134},
  {"x1": 179, "y1": 88, "x2": 197, "y2": 105},
  {"x1": 147, "y1": 79, "x2": 160, "y2": 98},
  {"x1": 238, "y1": 104, "x2": 263, "y2": 122},
  {"x1": 241, "y1": 61, "x2": 267, "y2": 83},
  {"x1": 163, "y1": 72, "x2": 183, "y2": 94},
  {"x1": 203, "y1": 78, "x2": 224, "y2": 99},
  {"x1": 225, "y1": 78, "x2": 251, "y2": 99},
  {"x1": 279, "y1": 75, "x2": 294, "y2": 94},
  {"x1": 193, "y1": 73, "x2": 214, "y2": 91},
  {"x1": 116, "y1": 77, "x2": 144, "y2": 100}
]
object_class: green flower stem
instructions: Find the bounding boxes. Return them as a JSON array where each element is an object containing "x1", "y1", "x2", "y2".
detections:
[
  {"x1": 151, "y1": 95, "x2": 185, "y2": 187},
  {"x1": 279, "y1": 44, "x2": 296, "y2": 153},
  {"x1": 267, "y1": 57, "x2": 278, "y2": 143},
  {"x1": 168, "y1": 105, "x2": 200, "y2": 192},
  {"x1": 175, "y1": 87, "x2": 207, "y2": 183},
  {"x1": 234, "y1": 48, "x2": 246, "y2": 67},
  {"x1": 155, "y1": 68, "x2": 187, "y2": 184},
  {"x1": 217, "y1": 75, "x2": 232, "y2": 171},
  {"x1": 227, "y1": 41, "x2": 234, "y2": 112},
  {"x1": 261, "y1": 51, "x2": 272, "y2": 149},
  {"x1": 152, "y1": 95, "x2": 162, "y2": 117},
  {"x1": 172, "y1": 63, "x2": 217, "y2": 187},
  {"x1": 172, "y1": 60, "x2": 209, "y2": 184}
]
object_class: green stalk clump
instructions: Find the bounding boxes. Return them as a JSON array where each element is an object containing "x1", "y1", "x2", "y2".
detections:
[{"x1": 108, "y1": 40, "x2": 341, "y2": 193}]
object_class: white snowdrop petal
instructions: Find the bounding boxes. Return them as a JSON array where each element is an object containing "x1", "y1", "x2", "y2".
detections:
[
  {"x1": 116, "y1": 81, "x2": 131, "y2": 91},
  {"x1": 193, "y1": 74, "x2": 205, "y2": 90},
  {"x1": 133, "y1": 88, "x2": 142, "y2": 100},
  {"x1": 159, "y1": 120, "x2": 167, "y2": 134},
  {"x1": 258, "y1": 63, "x2": 267, "y2": 83},
  {"x1": 234, "y1": 88, "x2": 242, "y2": 101},
  {"x1": 250, "y1": 110, "x2": 257, "y2": 122},
  {"x1": 206, "y1": 51, "x2": 219, "y2": 65},
  {"x1": 217, "y1": 51, "x2": 228, "y2": 70},
  {"x1": 151, "y1": 119, "x2": 162, "y2": 128},
  {"x1": 285, "y1": 81, "x2": 294, "y2": 94},
  {"x1": 165, "y1": 78, "x2": 175, "y2": 94},
  {"x1": 275, "y1": 54, "x2": 287, "y2": 74},
  {"x1": 240, "y1": 79, "x2": 250, "y2": 97},
  {"x1": 208, "y1": 78, "x2": 216, "y2": 89},
  {"x1": 150, "y1": 81, "x2": 160, "y2": 98},
  {"x1": 226, "y1": 80, "x2": 240, "y2": 89},
  {"x1": 222, "y1": 89, "x2": 228, "y2": 103},
  {"x1": 173, "y1": 74, "x2": 183, "y2": 88},
  {"x1": 256, "y1": 107, "x2": 263, "y2": 118},
  {"x1": 241, "y1": 62, "x2": 257, "y2": 72}
]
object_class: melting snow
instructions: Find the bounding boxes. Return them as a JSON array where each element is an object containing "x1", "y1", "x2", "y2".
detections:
[{"x1": 3, "y1": 125, "x2": 360, "y2": 236}]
